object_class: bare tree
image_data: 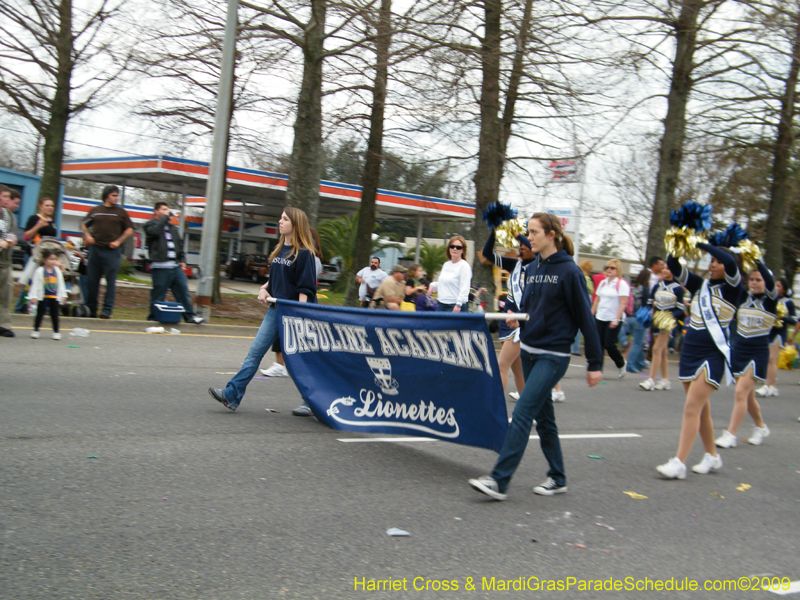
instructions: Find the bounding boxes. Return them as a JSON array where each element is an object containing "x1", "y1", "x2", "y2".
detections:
[{"x1": 0, "y1": 0, "x2": 130, "y2": 200}]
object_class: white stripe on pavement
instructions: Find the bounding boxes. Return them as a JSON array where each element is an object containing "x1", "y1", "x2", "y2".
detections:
[
  {"x1": 338, "y1": 433, "x2": 642, "y2": 443},
  {"x1": 770, "y1": 581, "x2": 800, "y2": 595}
]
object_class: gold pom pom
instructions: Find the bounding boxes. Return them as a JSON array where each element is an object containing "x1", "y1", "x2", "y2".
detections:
[
  {"x1": 737, "y1": 239, "x2": 763, "y2": 273},
  {"x1": 653, "y1": 310, "x2": 677, "y2": 333},
  {"x1": 495, "y1": 218, "x2": 527, "y2": 248},
  {"x1": 775, "y1": 301, "x2": 787, "y2": 329},
  {"x1": 664, "y1": 226, "x2": 706, "y2": 260}
]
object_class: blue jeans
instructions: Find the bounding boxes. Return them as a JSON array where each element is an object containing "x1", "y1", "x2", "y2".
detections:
[
  {"x1": 491, "y1": 351, "x2": 570, "y2": 493},
  {"x1": 148, "y1": 266, "x2": 196, "y2": 320},
  {"x1": 438, "y1": 302, "x2": 456, "y2": 312},
  {"x1": 224, "y1": 307, "x2": 279, "y2": 408},
  {"x1": 86, "y1": 245, "x2": 122, "y2": 317},
  {"x1": 625, "y1": 318, "x2": 647, "y2": 372}
]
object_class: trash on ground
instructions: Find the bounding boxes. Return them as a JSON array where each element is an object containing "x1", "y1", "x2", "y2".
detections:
[
  {"x1": 216, "y1": 372, "x2": 237, "y2": 375},
  {"x1": 145, "y1": 326, "x2": 165, "y2": 334},
  {"x1": 623, "y1": 491, "x2": 647, "y2": 500},
  {"x1": 265, "y1": 408, "x2": 280, "y2": 413},
  {"x1": 253, "y1": 377, "x2": 269, "y2": 380},
  {"x1": 588, "y1": 455, "x2": 604, "y2": 459},
  {"x1": 87, "y1": 455, "x2": 98, "y2": 459},
  {"x1": 169, "y1": 328, "x2": 181, "y2": 335},
  {"x1": 70, "y1": 328, "x2": 90, "y2": 337},
  {"x1": 67, "y1": 345, "x2": 80, "y2": 348},
  {"x1": 386, "y1": 528, "x2": 410, "y2": 537},
  {"x1": 736, "y1": 483, "x2": 751, "y2": 491},
  {"x1": 596, "y1": 523, "x2": 615, "y2": 531},
  {"x1": 710, "y1": 492, "x2": 725, "y2": 499}
]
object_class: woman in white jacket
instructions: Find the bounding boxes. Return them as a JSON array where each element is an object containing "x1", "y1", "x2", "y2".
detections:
[
  {"x1": 432, "y1": 235, "x2": 472, "y2": 312},
  {"x1": 28, "y1": 248, "x2": 67, "y2": 340}
]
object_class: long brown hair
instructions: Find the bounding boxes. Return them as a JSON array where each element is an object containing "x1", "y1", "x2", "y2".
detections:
[
  {"x1": 445, "y1": 235, "x2": 467, "y2": 260},
  {"x1": 531, "y1": 212, "x2": 574, "y2": 256},
  {"x1": 269, "y1": 207, "x2": 316, "y2": 263}
]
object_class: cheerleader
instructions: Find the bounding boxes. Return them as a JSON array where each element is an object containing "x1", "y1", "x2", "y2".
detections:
[
  {"x1": 715, "y1": 262, "x2": 775, "y2": 448},
  {"x1": 640, "y1": 265, "x2": 684, "y2": 391},
  {"x1": 481, "y1": 228, "x2": 535, "y2": 397},
  {"x1": 656, "y1": 243, "x2": 742, "y2": 479},
  {"x1": 757, "y1": 278, "x2": 795, "y2": 397}
]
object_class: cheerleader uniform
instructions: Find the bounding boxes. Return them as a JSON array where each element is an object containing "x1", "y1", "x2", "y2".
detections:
[
  {"x1": 668, "y1": 243, "x2": 743, "y2": 389},
  {"x1": 770, "y1": 296, "x2": 796, "y2": 346},
  {"x1": 482, "y1": 230, "x2": 533, "y2": 342},
  {"x1": 649, "y1": 279, "x2": 685, "y2": 333},
  {"x1": 730, "y1": 261, "x2": 777, "y2": 382}
]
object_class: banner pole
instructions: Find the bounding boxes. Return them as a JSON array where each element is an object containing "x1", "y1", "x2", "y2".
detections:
[{"x1": 264, "y1": 298, "x2": 529, "y2": 321}]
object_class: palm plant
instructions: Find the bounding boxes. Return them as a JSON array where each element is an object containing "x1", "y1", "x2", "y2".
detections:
[{"x1": 417, "y1": 239, "x2": 446, "y2": 280}]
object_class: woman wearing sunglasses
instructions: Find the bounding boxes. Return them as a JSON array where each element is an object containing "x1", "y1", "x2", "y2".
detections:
[
  {"x1": 431, "y1": 235, "x2": 472, "y2": 312},
  {"x1": 591, "y1": 259, "x2": 630, "y2": 378}
]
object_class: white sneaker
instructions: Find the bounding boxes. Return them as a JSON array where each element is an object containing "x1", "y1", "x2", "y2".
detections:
[
  {"x1": 551, "y1": 389, "x2": 566, "y2": 403},
  {"x1": 755, "y1": 384, "x2": 770, "y2": 397},
  {"x1": 656, "y1": 457, "x2": 686, "y2": 479},
  {"x1": 468, "y1": 475, "x2": 507, "y2": 501},
  {"x1": 768, "y1": 386, "x2": 779, "y2": 397},
  {"x1": 508, "y1": 391, "x2": 520, "y2": 400},
  {"x1": 618, "y1": 361, "x2": 627, "y2": 379},
  {"x1": 30, "y1": 331, "x2": 40, "y2": 339},
  {"x1": 715, "y1": 430, "x2": 737, "y2": 448},
  {"x1": 747, "y1": 425, "x2": 770, "y2": 445},
  {"x1": 654, "y1": 379, "x2": 671, "y2": 391},
  {"x1": 260, "y1": 363, "x2": 288, "y2": 377},
  {"x1": 52, "y1": 332, "x2": 61, "y2": 341},
  {"x1": 692, "y1": 452, "x2": 722, "y2": 474},
  {"x1": 639, "y1": 378, "x2": 655, "y2": 391}
]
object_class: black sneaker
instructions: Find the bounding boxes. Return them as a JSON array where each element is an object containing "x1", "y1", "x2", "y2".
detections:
[
  {"x1": 208, "y1": 387, "x2": 235, "y2": 411},
  {"x1": 533, "y1": 477, "x2": 567, "y2": 496},
  {"x1": 0, "y1": 328, "x2": 15, "y2": 338},
  {"x1": 100, "y1": 314, "x2": 111, "y2": 319}
]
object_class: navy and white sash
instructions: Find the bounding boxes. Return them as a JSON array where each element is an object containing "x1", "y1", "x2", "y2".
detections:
[{"x1": 698, "y1": 280, "x2": 733, "y2": 385}]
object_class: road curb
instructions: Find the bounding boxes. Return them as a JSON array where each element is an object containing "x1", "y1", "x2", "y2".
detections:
[{"x1": 8, "y1": 313, "x2": 259, "y2": 337}]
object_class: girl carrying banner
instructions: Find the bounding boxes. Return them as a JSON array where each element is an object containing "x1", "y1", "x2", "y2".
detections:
[
  {"x1": 208, "y1": 207, "x2": 317, "y2": 411},
  {"x1": 469, "y1": 213, "x2": 603, "y2": 501},
  {"x1": 655, "y1": 240, "x2": 743, "y2": 479},
  {"x1": 715, "y1": 258, "x2": 776, "y2": 449}
]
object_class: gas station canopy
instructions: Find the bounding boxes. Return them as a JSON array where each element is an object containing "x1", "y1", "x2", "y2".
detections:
[{"x1": 61, "y1": 155, "x2": 475, "y2": 223}]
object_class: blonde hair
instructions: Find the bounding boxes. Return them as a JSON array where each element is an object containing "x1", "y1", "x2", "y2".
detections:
[
  {"x1": 269, "y1": 207, "x2": 316, "y2": 263},
  {"x1": 531, "y1": 212, "x2": 574, "y2": 256},
  {"x1": 445, "y1": 235, "x2": 467, "y2": 260},
  {"x1": 605, "y1": 258, "x2": 623, "y2": 277},
  {"x1": 579, "y1": 260, "x2": 593, "y2": 276}
]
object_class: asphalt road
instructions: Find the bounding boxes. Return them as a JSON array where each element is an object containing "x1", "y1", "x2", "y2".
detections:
[{"x1": 2, "y1": 326, "x2": 799, "y2": 599}]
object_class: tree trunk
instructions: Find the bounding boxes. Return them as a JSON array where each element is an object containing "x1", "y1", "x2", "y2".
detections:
[
  {"x1": 285, "y1": 0, "x2": 327, "y2": 227},
  {"x1": 471, "y1": 0, "x2": 503, "y2": 292},
  {"x1": 346, "y1": 0, "x2": 392, "y2": 307},
  {"x1": 41, "y1": 0, "x2": 74, "y2": 201},
  {"x1": 766, "y1": 8, "x2": 800, "y2": 275},
  {"x1": 645, "y1": 0, "x2": 702, "y2": 263}
]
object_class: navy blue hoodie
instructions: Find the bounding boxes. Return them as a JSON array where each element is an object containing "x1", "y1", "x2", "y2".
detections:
[
  {"x1": 266, "y1": 244, "x2": 317, "y2": 302},
  {"x1": 518, "y1": 250, "x2": 603, "y2": 371}
]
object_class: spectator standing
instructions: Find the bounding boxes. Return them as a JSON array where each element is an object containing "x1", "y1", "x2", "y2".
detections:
[
  {"x1": 0, "y1": 185, "x2": 20, "y2": 337},
  {"x1": 144, "y1": 202, "x2": 204, "y2": 324},
  {"x1": 15, "y1": 197, "x2": 58, "y2": 313},
  {"x1": 571, "y1": 260, "x2": 595, "y2": 355},
  {"x1": 80, "y1": 185, "x2": 134, "y2": 319},
  {"x1": 356, "y1": 257, "x2": 388, "y2": 308},
  {"x1": 28, "y1": 248, "x2": 67, "y2": 340},
  {"x1": 648, "y1": 256, "x2": 665, "y2": 291},
  {"x1": 432, "y1": 235, "x2": 472, "y2": 312},
  {"x1": 622, "y1": 268, "x2": 652, "y2": 373},
  {"x1": 591, "y1": 258, "x2": 630, "y2": 378}
]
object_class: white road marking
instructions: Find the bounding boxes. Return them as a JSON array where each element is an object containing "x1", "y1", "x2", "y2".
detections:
[
  {"x1": 338, "y1": 433, "x2": 642, "y2": 443},
  {"x1": 770, "y1": 581, "x2": 800, "y2": 595}
]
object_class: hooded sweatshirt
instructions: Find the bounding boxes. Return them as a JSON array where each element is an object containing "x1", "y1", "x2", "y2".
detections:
[{"x1": 517, "y1": 249, "x2": 602, "y2": 372}]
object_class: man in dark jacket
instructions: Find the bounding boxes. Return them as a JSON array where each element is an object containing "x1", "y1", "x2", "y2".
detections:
[{"x1": 144, "y1": 202, "x2": 203, "y2": 324}]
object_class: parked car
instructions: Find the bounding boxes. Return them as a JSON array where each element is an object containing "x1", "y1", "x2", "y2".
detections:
[
  {"x1": 318, "y1": 263, "x2": 341, "y2": 286},
  {"x1": 226, "y1": 252, "x2": 271, "y2": 282}
]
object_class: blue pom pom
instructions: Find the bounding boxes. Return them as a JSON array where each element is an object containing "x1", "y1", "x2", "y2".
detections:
[
  {"x1": 635, "y1": 306, "x2": 652, "y2": 328},
  {"x1": 482, "y1": 202, "x2": 518, "y2": 230},
  {"x1": 707, "y1": 223, "x2": 749, "y2": 248},
  {"x1": 669, "y1": 201, "x2": 713, "y2": 233}
]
